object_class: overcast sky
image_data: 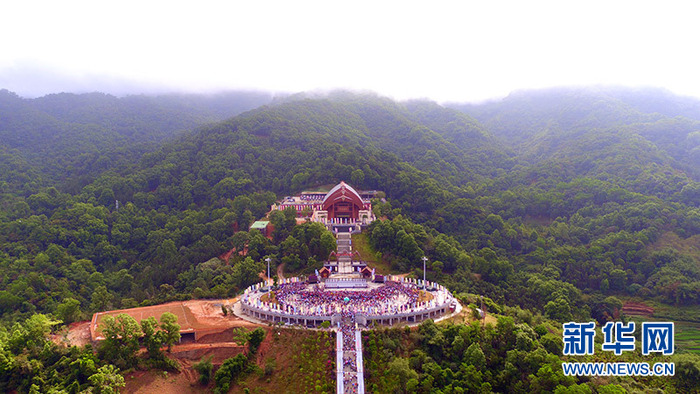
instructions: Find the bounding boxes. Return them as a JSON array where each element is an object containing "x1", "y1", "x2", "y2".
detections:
[{"x1": 1, "y1": 0, "x2": 699, "y2": 102}]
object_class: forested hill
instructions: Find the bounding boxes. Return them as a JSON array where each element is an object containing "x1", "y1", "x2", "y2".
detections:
[
  {"x1": 1, "y1": 89, "x2": 700, "y2": 392},
  {"x1": 94, "y1": 94, "x2": 514, "y2": 219},
  {"x1": 0, "y1": 89, "x2": 273, "y2": 192},
  {"x1": 449, "y1": 87, "x2": 700, "y2": 181}
]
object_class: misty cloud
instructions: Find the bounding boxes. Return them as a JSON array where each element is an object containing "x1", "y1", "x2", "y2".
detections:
[{"x1": 0, "y1": 62, "x2": 175, "y2": 98}]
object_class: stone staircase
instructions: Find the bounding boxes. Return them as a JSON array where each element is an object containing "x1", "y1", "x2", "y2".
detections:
[
  {"x1": 336, "y1": 315, "x2": 365, "y2": 394},
  {"x1": 336, "y1": 232, "x2": 353, "y2": 274}
]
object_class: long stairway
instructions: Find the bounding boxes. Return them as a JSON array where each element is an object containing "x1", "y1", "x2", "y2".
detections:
[
  {"x1": 336, "y1": 232, "x2": 353, "y2": 274},
  {"x1": 336, "y1": 315, "x2": 364, "y2": 394}
]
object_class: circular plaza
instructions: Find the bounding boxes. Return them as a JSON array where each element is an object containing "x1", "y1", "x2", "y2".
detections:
[{"x1": 238, "y1": 275, "x2": 458, "y2": 328}]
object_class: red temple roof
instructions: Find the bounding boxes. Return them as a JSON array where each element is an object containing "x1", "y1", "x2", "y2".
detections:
[{"x1": 322, "y1": 181, "x2": 363, "y2": 211}]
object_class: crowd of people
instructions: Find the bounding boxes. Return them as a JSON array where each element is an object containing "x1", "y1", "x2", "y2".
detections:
[
  {"x1": 244, "y1": 278, "x2": 454, "y2": 393},
  {"x1": 274, "y1": 281, "x2": 420, "y2": 316},
  {"x1": 244, "y1": 277, "x2": 452, "y2": 393},
  {"x1": 343, "y1": 354, "x2": 357, "y2": 370},
  {"x1": 343, "y1": 375, "x2": 359, "y2": 393},
  {"x1": 340, "y1": 313, "x2": 360, "y2": 394},
  {"x1": 341, "y1": 312, "x2": 356, "y2": 351}
]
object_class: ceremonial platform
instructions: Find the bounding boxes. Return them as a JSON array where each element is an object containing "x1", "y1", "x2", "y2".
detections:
[
  {"x1": 325, "y1": 278, "x2": 368, "y2": 289},
  {"x1": 237, "y1": 275, "x2": 456, "y2": 328}
]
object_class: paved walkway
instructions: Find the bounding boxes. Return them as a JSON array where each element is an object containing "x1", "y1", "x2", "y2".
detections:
[
  {"x1": 356, "y1": 330, "x2": 364, "y2": 393},
  {"x1": 337, "y1": 314, "x2": 364, "y2": 394}
]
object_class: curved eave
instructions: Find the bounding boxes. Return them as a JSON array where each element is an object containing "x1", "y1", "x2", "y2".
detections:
[{"x1": 321, "y1": 181, "x2": 364, "y2": 209}]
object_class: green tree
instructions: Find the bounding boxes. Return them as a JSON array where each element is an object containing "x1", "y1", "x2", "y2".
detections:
[
  {"x1": 141, "y1": 316, "x2": 163, "y2": 359},
  {"x1": 596, "y1": 384, "x2": 627, "y2": 394},
  {"x1": 0, "y1": 338, "x2": 14, "y2": 376},
  {"x1": 320, "y1": 231, "x2": 336, "y2": 260},
  {"x1": 351, "y1": 169, "x2": 365, "y2": 187},
  {"x1": 464, "y1": 342, "x2": 486, "y2": 368},
  {"x1": 214, "y1": 353, "x2": 248, "y2": 393},
  {"x1": 248, "y1": 327, "x2": 266, "y2": 354},
  {"x1": 232, "y1": 257, "x2": 265, "y2": 289},
  {"x1": 544, "y1": 297, "x2": 572, "y2": 321},
  {"x1": 55, "y1": 297, "x2": 81, "y2": 324},
  {"x1": 291, "y1": 172, "x2": 309, "y2": 191},
  {"x1": 232, "y1": 327, "x2": 250, "y2": 346},
  {"x1": 673, "y1": 354, "x2": 700, "y2": 392},
  {"x1": 88, "y1": 364, "x2": 125, "y2": 394},
  {"x1": 193, "y1": 356, "x2": 213, "y2": 385},
  {"x1": 386, "y1": 357, "x2": 418, "y2": 391},
  {"x1": 608, "y1": 269, "x2": 627, "y2": 290},
  {"x1": 159, "y1": 312, "x2": 181, "y2": 352},
  {"x1": 21, "y1": 314, "x2": 61, "y2": 350},
  {"x1": 100, "y1": 313, "x2": 142, "y2": 367},
  {"x1": 90, "y1": 285, "x2": 113, "y2": 312},
  {"x1": 396, "y1": 229, "x2": 422, "y2": 265}
]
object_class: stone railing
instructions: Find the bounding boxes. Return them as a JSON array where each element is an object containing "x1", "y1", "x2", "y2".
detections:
[{"x1": 239, "y1": 277, "x2": 456, "y2": 327}]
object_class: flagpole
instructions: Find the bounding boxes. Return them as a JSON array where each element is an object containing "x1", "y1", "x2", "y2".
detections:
[{"x1": 421, "y1": 256, "x2": 428, "y2": 290}]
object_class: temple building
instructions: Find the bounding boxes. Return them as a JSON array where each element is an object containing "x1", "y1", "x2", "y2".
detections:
[{"x1": 272, "y1": 181, "x2": 377, "y2": 232}]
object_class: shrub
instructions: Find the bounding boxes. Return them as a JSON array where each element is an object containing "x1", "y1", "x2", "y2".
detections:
[{"x1": 193, "y1": 356, "x2": 213, "y2": 385}]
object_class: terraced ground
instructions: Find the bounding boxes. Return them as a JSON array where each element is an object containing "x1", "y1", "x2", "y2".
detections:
[
  {"x1": 674, "y1": 322, "x2": 700, "y2": 354},
  {"x1": 626, "y1": 312, "x2": 700, "y2": 355},
  {"x1": 120, "y1": 327, "x2": 335, "y2": 393},
  {"x1": 623, "y1": 299, "x2": 700, "y2": 354}
]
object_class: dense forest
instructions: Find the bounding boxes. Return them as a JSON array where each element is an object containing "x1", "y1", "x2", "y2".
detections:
[
  {"x1": 0, "y1": 89, "x2": 273, "y2": 193},
  {"x1": 0, "y1": 87, "x2": 699, "y2": 392}
]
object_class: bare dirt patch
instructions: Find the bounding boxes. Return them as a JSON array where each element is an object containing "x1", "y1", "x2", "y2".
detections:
[
  {"x1": 171, "y1": 342, "x2": 246, "y2": 363},
  {"x1": 277, "y1": 262, "x2": 286, "y2": 280},
  {"x1": 87, "y1": 298, "x2": 338, "y2": 393},
  {"x1": 123, "y1": 368, "x2": 207, "y2": 394},
  {"x1": 52, "y1": 321, "x2": 91, "y2": 347},
  {"x1": 260, "y1": 292, "x2": 278, "y2": 304},
  {"x1": 183, "y1": 299, "x2": 259, "y2": 330},
  {"x1": 127, "y1": 327, "x2": 334, "y2": 394},
  {"x1": 418, "y1": 290, "x2": 434, "y2": 303},
  {"x1": 622, "y1": 302, "x2": 654, "y2": 317},
  {"x1": 441, "y1": 302, "x2": 496, "y2": 326},
  {"x1": 91, "y1": 298, "x2": 262, "y2": 342}
]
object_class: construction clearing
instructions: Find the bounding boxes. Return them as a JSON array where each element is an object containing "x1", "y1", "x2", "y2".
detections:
[{"x1": 90, "y1": 298, "x2": 252, "y2": 343}]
